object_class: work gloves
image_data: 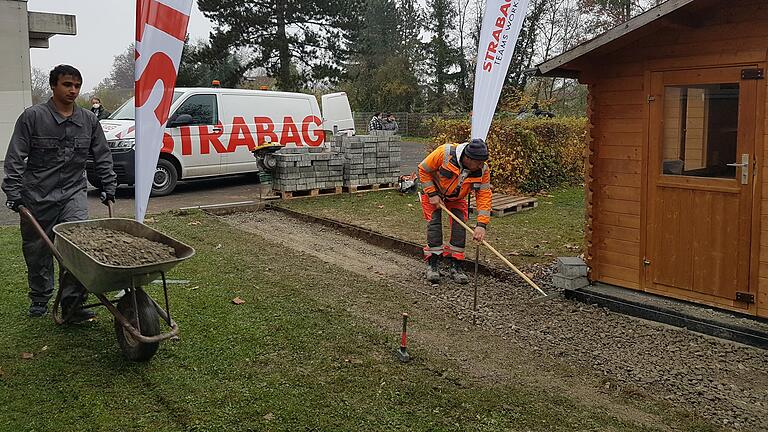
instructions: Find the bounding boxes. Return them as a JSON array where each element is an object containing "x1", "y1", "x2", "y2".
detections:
[
  {"x1": 99, "y1": 191, "x2": 115, "y2": 206},
  {"x1": 5, "y1": 200, "x2": 20, "y2": 212}
]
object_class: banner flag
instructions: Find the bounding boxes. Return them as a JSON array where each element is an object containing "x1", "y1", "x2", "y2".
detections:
[
  {"x1": 471, "y1": 0, "x2": 530, "y2": 141},
  {"x1": 134, "y1": 0, "x2": 192, "y2": 222}
]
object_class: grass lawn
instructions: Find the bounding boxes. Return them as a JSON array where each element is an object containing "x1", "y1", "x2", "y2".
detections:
[
  {"x1": 0, "y1": 210, "x2": 716, "y2": 431},
  {"x1": 277, "y1": 186, "x2": 585, "y2": 266}
]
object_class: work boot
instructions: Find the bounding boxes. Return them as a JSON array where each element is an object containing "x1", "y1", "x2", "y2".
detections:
[
  {"x1": 63, "y1": 307, "x2": 96, "y2": 324},
  {"x1": 449, "y1": 258, "x2": 469, "y2": 284},
  {"x1": 426, "y1": 254, "x2": 441, "y2": 283},
  {"x1": 28, "y1": 302, "x2": 48, "y2": 318}
]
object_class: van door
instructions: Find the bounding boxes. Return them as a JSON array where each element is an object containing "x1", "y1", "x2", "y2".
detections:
[
  {"x1": 167, "y1": 93, "x2": 222, "y2": 177},
  {"x1": 321, "y1": 92, "x2": 355, "y2": 136},
  {"x1": 220, "y1": 92, "x2": 323, "y2": 174}
]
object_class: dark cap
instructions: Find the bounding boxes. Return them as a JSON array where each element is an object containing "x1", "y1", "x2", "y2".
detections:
[{"x1": 464, "y1": 138, "x2": 488, "y2": 161}]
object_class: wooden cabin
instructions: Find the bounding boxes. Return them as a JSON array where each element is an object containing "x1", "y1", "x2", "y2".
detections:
[{"x1": 537, "y1": 0, "x2": 768, "y2": 318}]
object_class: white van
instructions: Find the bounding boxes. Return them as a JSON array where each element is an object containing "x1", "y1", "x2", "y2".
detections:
[{"x1": 87, "y1": 88, "x2": 355, "y2": 196}]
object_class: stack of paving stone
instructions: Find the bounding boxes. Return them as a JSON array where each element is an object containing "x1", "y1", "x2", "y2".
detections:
[
  {"x1": 271, "y1": 147, "x2": 344, "y2": 197},
  {"x1": 338, "y1": 133, "x2": 401, "y2": 190}
]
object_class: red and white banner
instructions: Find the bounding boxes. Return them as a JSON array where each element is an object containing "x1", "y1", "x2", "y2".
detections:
[
  {"x1": 471, "y1": 0, "x2": 530, "y2": 141},
  {"x1": 134, "y1": 0, "x2": 192, "y2": 222}
]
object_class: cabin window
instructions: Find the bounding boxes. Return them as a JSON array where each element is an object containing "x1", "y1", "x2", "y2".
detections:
[{"x1": 661, "y1": 83, "x2": 739, "y2": 178}]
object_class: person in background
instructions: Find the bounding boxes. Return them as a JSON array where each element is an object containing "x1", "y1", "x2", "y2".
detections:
[
  {"x1": 2, "y1": 65, "x2": 117, "y2": 321},
  {"x1": 90, "y1": 96, "x2": 111, "y2": 120},
  {"x1": 368, "y1": 112, "x2": 383, "y2": 132},
  {"x1": 382, "y1": 113, "x2": 399, "y2": 133}
]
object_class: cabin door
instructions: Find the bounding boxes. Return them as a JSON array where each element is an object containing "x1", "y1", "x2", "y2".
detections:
[{"x1": 645, "y1": 66, "x2": 759, "y2": 308}]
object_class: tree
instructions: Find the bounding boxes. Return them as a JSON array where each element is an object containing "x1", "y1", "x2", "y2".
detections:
[
  {"x1": 579, "y1": 0, "x2": 659, "y2": 33},
  {"x1": 343, "y1": 0, "x2": 421, "y2": 111},
  {"x1": 30, "y1": 67, "x2": 51, "y2": 105},
  {"x1": 198, "y1": 0, "x2": 361, "y2": 91},
  {"x1": 425, "y1": 0, "x2": 462, "y2": 112},
  {"x1": 176, "y1": 38, "x2": 249, "y2": 88}
]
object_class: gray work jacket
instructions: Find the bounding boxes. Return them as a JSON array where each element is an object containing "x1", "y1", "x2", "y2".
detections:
[{"x1": 2, "y1": 98, "x2": 116, "y2": 206}]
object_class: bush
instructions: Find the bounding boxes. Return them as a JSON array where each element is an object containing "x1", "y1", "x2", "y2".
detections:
[{"x1": 430, "y1": 117, "x2": 588, "y2": 193}]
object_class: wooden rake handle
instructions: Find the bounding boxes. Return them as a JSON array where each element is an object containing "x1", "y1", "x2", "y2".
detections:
[{"x1": 438, "y1": 203, "x2": 547, "y2": 297}]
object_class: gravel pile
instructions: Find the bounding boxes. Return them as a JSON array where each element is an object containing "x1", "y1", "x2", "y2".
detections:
[{"x1": 59, "y1": 226, "x2": 177, "y2": 267}]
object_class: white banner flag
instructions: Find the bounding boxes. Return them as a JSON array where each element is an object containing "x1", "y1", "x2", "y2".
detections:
[
  {"x1": 134, "y1": 0, "x2": 192, "y2": 222},
  {"x1": 471, "y1": 0, "x2": 530, "y2": 141}
]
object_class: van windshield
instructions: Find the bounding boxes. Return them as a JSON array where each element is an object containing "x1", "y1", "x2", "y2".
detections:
[{"x1": 108, "y1": 91, "x2": 184, "y2": 121}]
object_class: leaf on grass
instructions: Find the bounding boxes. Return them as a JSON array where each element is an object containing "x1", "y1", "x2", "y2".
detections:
[
  {"x1": 263, "y1": 413, "x2": 275, "y2": 421},
  {"x1": 20, "y1": 352, "x2": 33, "y2": 360},
  {"x1": 543, "y1": 253, "x2": 554, "y2": 257},
  {"x1": 524, "y1": 272, "x2": 535, "y2": 280},
  {"x1": 232, "y1": 297, "x2": 246, "y2": 305},
  {"x1": 509, "y1": 251, "x2": 520, "y2": 256},
  {"x1": 377, "y1": 205, "x2": 385, "y2": 209},
  {"x1": 188, "y1": 221, "x2": 201, "y2": 226},
  {"x1": 144, "y1": 217, "x2": 156, "y2": 224},
  {"x1": 41, "y1": 346, "x2": 48, "y2": 352},
  {"x1": 407, "y1": 204, "x2": 413, "y2": 207},
  {"x1": 215, "y1": 244, "x2": 222, "y2": 249}
]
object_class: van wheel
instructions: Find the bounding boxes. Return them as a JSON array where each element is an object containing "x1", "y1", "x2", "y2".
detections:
[{"x1": 151, "y1": 159, "x2": 178, "y2": 197}]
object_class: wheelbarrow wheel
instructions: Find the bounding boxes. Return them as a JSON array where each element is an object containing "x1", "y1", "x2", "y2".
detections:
[{"x1": 115, "y1": 289, "x2": 160, "y2": 361}]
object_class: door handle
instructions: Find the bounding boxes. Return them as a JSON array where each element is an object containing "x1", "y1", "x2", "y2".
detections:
[
  {"x1": 726, "y1": 153, "x2": 749, "y2": 185},
  {"x1": 212, "y1": 126, "x2": 223, "y2": 133}
]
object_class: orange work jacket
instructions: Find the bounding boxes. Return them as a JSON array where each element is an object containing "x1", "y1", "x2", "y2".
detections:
[{"x1": 418, "y1": 144, "x2": 492, "y2": 226}]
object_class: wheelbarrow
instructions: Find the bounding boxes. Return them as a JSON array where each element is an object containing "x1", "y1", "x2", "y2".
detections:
[{"x1": 19, "y1": 203, "x2": 195, "y2": 361}]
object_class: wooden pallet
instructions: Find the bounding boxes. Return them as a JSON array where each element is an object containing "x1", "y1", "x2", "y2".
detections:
[
  {"x1": 274, "y1": 186, "x2": 342, "y2": 200},
  {"x1": 343, "y1": 182, "x2": 397, "y2": 193},
  {"x1": 470, "y1": 193, "x2": 538, "y2": 217}
]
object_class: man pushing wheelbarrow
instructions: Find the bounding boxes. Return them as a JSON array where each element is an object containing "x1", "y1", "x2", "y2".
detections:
[{"x1": 2, "y1": 65, "x2": 116, "y2": 322}]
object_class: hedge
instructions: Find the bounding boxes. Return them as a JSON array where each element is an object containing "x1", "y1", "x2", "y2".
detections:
[{"x1": 430, "y1": 117, "x2": 588, "y2": 193}]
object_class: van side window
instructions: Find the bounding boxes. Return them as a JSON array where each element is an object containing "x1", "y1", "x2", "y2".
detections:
[{"x1": 174, "y1": 94, "x2": 218, "y2": 125}]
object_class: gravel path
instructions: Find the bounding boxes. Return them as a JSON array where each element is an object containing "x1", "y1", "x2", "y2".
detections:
[{"x1": 224, "y1": 210, "x2": 768, "y2": 431}]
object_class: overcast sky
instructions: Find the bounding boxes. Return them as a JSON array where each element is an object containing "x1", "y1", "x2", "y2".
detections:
[{"x1": 28, "y1": 0, "x2": 214, "y2": 93}]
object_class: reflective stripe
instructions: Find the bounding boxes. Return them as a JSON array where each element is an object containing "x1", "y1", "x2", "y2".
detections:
[
  {"x1": 419, "y1": 162, "x2": 435, "y2": 172},
  {"x1": 423, "y1": 246, "x2": 443, "y2": 256},
  {"x1": 478, "y1": 183, "x2": 491, "y2": 190},
  {"x1": 478, "y1": 210, "x2": 491, "y2": 217},
  {"x1": 448, "y1": 245, "x2": 465, "y2": 253},
  {"x1": 482, "y1": 164, "x2": 488, "y2": 174},
  {"x1": 443, "y1": 144, "x2": 452, "y2": 165},
  {"x1": 421, "y1": 180, "x2": 435, "y2": 189}
]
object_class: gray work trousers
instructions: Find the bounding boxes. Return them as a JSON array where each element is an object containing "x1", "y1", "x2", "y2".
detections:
[
  {"x1": 423, "y1": 197, "x2": 468, "y2": 260},
  {"x1": 20, "y1": 193, "x2": 88, "y2": 308}
]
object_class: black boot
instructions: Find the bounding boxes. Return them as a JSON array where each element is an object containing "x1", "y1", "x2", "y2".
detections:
[
  {"x1": 28, "y1": 302, "x2": 48, "y2": 317},
  {"x1": 449, "y1": 258, "x2": 469, "y2": 284},
  {"x1": 426, "y1": 254, "x2": 441, "y2": 283},
  {"x1": 62, "y1": 299, "x2": 96, "y2": 323}
]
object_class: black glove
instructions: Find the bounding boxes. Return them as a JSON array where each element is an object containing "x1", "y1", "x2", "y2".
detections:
[
  {"x1": 5, "y1": 200, "x2": 20, "y2": 212},
  {"x1": 99, "y1": 191, "x2": 115, "y2": 206}
]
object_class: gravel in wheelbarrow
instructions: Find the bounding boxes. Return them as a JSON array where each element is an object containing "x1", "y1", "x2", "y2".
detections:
[{"x1": 57, "y1": 225, "x2": 177, "y2": 267}]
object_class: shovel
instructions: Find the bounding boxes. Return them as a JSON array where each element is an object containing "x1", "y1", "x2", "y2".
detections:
[{"x1": 438, "y1": 203, "x2": 554, "y2": 301}]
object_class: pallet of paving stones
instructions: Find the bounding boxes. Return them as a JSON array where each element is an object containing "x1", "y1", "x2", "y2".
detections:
[
  {"x1": 469, "y1": 193, "x2": 538, "y2": 217},
  {"x1": 274, "y1": 186, "x2": 343, "y2": 200},
  {"x1": 338, "y1": 135, "x2": 401, "y2": 190},
  {"x1": 271, "y1": 149, "x2": 344, "y2": 194}
]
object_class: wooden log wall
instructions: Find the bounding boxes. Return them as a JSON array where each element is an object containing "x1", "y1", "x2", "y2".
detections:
[{"x1": 581, "y1": 0, "x2": 768, "y2": 317}]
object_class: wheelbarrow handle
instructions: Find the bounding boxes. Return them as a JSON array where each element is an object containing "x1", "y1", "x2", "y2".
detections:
[
  {"x1": 107, "y1": 200, "x2": 113, "y2": 218},
  {"x1": 18, "y1": 206, "x2": 64, "y2": 265}
]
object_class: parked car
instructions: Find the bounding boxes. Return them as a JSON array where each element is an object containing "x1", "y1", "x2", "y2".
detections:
[{"x1": 87, "y1": 87, "x2": 355, "y2": 196}]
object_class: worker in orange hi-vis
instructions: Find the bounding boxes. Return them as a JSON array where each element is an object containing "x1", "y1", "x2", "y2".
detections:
[{"x1": 418, "y1": 138, "x2": 492, "y2": 284}]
